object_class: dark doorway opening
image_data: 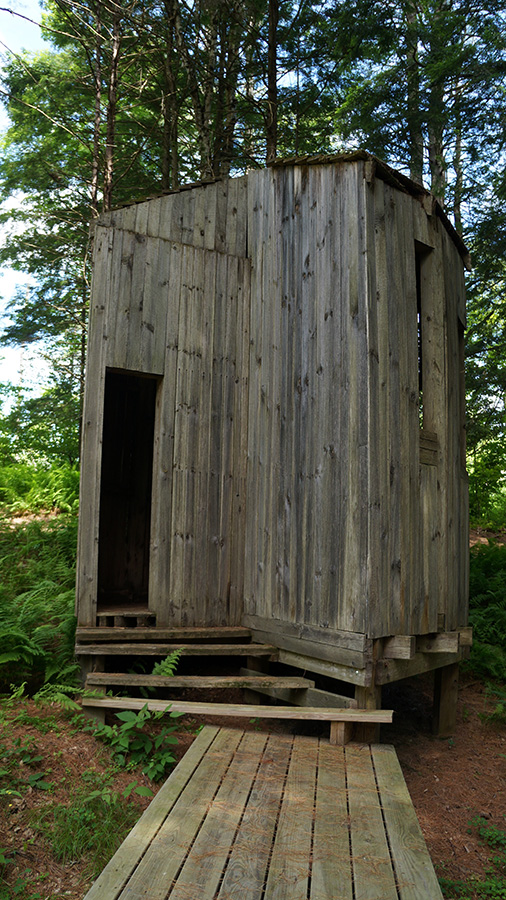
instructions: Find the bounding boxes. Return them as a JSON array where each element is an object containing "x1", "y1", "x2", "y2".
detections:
[{"x1": 97, "y1": 369, "x2": 158, "y2": 612}]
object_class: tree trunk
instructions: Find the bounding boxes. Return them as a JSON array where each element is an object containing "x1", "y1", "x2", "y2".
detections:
[
  {"x1": 266, "y1": 0, "x2": 278, "y2": 162},
  {"x1": 161, "y1": 0, "x2": 179, "y2": 190},
  {"x1": 452, "y1": 79, "x2": 463, "y2": 234},
  {"x1": 90, "y1": 2, "x2": 102, "y2": 217},
  {"x1": 405, "y1": 1, "x2": 423, "y2": 185},
  {"x1": 103, "y1": 5, "x2": 121, "y2": 212}
]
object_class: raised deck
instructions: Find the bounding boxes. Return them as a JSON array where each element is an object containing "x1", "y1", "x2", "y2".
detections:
[{"x1": 83, "y1": 725, "x2": 443, "y2": 900}]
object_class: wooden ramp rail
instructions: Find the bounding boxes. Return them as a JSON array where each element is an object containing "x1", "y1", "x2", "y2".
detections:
[
  {"x1": 83, "y1": 725, "x2": 443, "y2": 900},
  {"x1": 82, "y1": 695, "x2": 393, "y2": 745}
]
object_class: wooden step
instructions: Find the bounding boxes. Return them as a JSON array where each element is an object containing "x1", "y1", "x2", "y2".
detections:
[
  {"x1": 75, "y1": 642, "x2": 277, "y2": 658},
  {"x1": 81, "y1": 695, "x2": 393, "y2": 745},
  {"x1": 76, "y1": 626, "x2": 252, "y2": 643},
  {"x1": 85, "y1": 673, "x2": 314, "y2": 690}
]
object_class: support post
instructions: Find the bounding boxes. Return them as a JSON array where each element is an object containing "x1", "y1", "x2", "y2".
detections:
[
  {"x1": 243, "y1": 655, "x2": 268, "y2": 705},
  {"x1": 79, "y1": 653, "x2": 104, "y2": 688},
  {"x1": 433, "y1": 662, "x2": 459, "y2": 737},
  {"x1": 354, "y1": 684, "x2": 382, "y2": 743},
  {"x1": 330, "y1": 721, "x2": 354, "y2": 746}
]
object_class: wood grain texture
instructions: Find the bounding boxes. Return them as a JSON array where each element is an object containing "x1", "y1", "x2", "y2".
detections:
[
  {"x1": 372, "y1": 744, "x2": 444, "y2": 898},
  {"x1": 84, "y1": 728, "x2": 441, "y2": 900},
  {"x1": 84, "y1": 725, "x2": 220, "y2": 900},
  {"x1": 81, "y1": 695, "x2": 394, "y2": 722},
  {"x1": 79, "y1": 161, "x2": 468, "y2": 669}
]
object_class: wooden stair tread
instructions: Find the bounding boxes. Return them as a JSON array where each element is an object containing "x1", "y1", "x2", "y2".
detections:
[
  {"x1": 85, "y1": 673, "x2": 314, "y2": 689},
  {"x1": 75, "y1": 643, "x2": 277, "y2": 657},
  {"x1": 97, "y1": 606, "x2": 151, "y2": 616},
  {"x1": 76, "y1": 626, "x2": 252, "y2": 643},
  {"x1": 81, "y1": 695, "x2": 393, "y2": 723}
]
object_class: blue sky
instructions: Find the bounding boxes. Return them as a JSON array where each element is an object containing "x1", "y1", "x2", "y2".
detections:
[{"x1": 0, "y1": 0, "x2": 49, "y2": 389}]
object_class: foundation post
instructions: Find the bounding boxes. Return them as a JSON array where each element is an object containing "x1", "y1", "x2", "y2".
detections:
[{"x1": 433, "y1": 662, "x2": 459, "y2": 737}]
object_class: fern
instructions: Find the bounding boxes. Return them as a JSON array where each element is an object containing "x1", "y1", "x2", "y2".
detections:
[
  {"x1": 152, "y1": 649, "x2": 182, "y2": 677},
  {"x1": 33, "y1": 683, "x2": 81, "y2": 709},
  {"x1": 467, "y1": 543, "x2": 506, "y2": 681}
]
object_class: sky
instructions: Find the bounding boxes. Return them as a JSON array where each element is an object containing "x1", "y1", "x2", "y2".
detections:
[{"x1": 0, "y1": 0, "x2": 49, "y2": 391}]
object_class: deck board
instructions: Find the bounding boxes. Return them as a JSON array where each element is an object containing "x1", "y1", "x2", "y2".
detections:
[{"x1": 84, "y1": 727, "x2": 443, "y2": 900}]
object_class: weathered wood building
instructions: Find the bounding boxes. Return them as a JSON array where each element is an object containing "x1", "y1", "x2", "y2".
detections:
[{"x1": 76, "y1": 152, "x2": 470, "y2": 730}]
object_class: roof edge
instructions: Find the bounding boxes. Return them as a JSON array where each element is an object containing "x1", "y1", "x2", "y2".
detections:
[{"x1": 269, "y1": 151, "x2": 471, "y2": 270}]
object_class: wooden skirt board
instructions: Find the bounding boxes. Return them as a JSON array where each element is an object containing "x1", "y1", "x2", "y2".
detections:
[{"x1": 83, "y1": 726, "x2": 443, "y2": 900}]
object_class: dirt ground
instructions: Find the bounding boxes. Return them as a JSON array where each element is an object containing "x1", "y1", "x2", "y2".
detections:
[{"x1": 0, "y1": 672, "x2": 505, "y2": 899}]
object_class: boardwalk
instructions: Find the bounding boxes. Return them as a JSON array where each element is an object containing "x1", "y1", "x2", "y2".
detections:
[{"x1": 84, "y1": 725, "x2": 443, "y2": 900}]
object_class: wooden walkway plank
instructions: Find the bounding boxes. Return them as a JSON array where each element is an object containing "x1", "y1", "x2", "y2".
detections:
[
  {"x1": 372, "y1": 744, "x2": 444, "y2": 900},
  {"x1": 84, "y1": 725, "x2": 220, "y2": 900},
  {"x1": 117, "y1": 728, "x2": 244, "y2": 900},
  {"x1": 264, "y1": 735, "x2": 318, "y2": 900},
  {"x1": 311, "y1": 741, "x2": 353, "y2": 900},
  {"x1": 83, "y1": 729, "x2": 442, "y2": 900},
  {"x1": 217, "y1": 733, "x2": 293, "y2": 900},
  {"x1": 345, "y1": 744, "x2": 399, "y2": 900},
  {"x1": 169, "y1": 731, "x2": 269, "y2": 899}
]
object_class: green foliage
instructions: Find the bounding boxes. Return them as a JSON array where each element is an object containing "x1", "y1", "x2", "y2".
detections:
[
  {"x1": 87, "y1": 704, "x2": 182, "y2": 782},
  {"x1": 0, "y1": 462, "x2": 79, "y2": 514},
  {"x1": 0, "y1": 517, "x2": 78, "y2": 692},
  {"x1": 151, "y1": 649, "x2": 183, "y2": 677},
  {"x1": 466, "y1": 543, "x2": 506, "y2": 681},
  {"x1": 30, "y1": 772, "x2": 141, "y2": 880},
  {"x1": 0, "y1": 730, "x2": 53, "y2": 799},
  {"x1": 440, "y1": 818, "x2": 506, "y2": 899},
  {"x1": 481, "y1": 685, "x2": 506, "y2": 727}
]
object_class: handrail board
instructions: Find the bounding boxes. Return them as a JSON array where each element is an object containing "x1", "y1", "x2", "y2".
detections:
[
  {"x1": 77, "y1": 626, "x2": 252, "y2": 642},
  {"x1": 75, "y1": 643, "x2": 276, "y2": 656},
  {"x1": 85, "y1": 673, "x2": 314, "y2": 689},
  {"x1": 81, "y1": 695, "x2": 393, "y2": 723}
]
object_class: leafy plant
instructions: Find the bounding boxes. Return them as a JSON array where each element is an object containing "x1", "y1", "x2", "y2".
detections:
[
  {"x1": 440, "y1": 818, "x2": 506, "y2": 899},
  {"x1": 151, "y1": 649, "x2": 183, "y2": 677},
  {"x1": 87, "y1": 704, "x2": 182, "y2": 782},
  {"x1": 0, "y1": 733, "x2": 52, "y2": 798}
]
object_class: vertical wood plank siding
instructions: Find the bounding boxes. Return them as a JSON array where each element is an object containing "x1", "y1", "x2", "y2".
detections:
[
  {"x1": 244, "y1": 164, "x2": 467, "y2": 637},
  {"x1": 78, "y1": 180, "x2": 250, "y2": 627},
  {"x1": 78, "y1": 162, "x2": 468, "y2": 640}
]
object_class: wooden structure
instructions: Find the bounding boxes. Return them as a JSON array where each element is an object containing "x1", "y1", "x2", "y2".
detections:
[
  {"x1": 81, "y1": 694, "x2": 393, "y2": 745},
  {"x1": 83, "y1": 725, "x2": 444, "y2": 900},
  {"x1": 76, "y1": 151, "x2": 470, "y2": 730}
]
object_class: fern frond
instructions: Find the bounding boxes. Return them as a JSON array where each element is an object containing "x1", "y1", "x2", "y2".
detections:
[{"x1": 152, "y1": 649, "x2": 182, "y2": 677}]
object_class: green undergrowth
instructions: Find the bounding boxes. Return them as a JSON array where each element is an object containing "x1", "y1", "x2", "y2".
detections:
[
  {"x1": 85, "y1": 703, "x2": 183, "y2": 782},
  {"x1": 466, "y1": 542, "x2": 506, "y2": 682},
  {"x1": 440, "y1": 818, "x2": 506, "y2": 899},
  {"x1": 0, "y1": 693, "x2": 157, "y2": 897},
  {"x1": 0, "y1": 463, "x2": 79, "y2": 516},
  {"x1": 0, "y1": 515, "x2": 78, "y2": 694},
  {"x1": 31, "y1": 775, "x2": 141, "y2": 880}
]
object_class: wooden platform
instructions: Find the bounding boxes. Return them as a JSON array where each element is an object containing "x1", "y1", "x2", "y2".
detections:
[{"x1": 83, "y1": 726, "x2": 443, "y2": 900}]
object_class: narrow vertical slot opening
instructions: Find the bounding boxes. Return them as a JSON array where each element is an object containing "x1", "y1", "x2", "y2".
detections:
[
  {"x1": 97, "y1": 368, "x2": 158, "y2": 613},
  {"x1": 458, "y1": 319, "x2": 466, "y2": 469},
  {"x1": 415, "y1": 240, "x2": 433, "y2": 431}
]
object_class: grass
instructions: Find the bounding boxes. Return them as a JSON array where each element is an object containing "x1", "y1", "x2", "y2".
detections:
[
  {"x1": 31, "y1": 776, "x2": 141, "y2": 880},
  {"x1": 0, "y1": 694, "x2": 151, "y2": 898}
]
